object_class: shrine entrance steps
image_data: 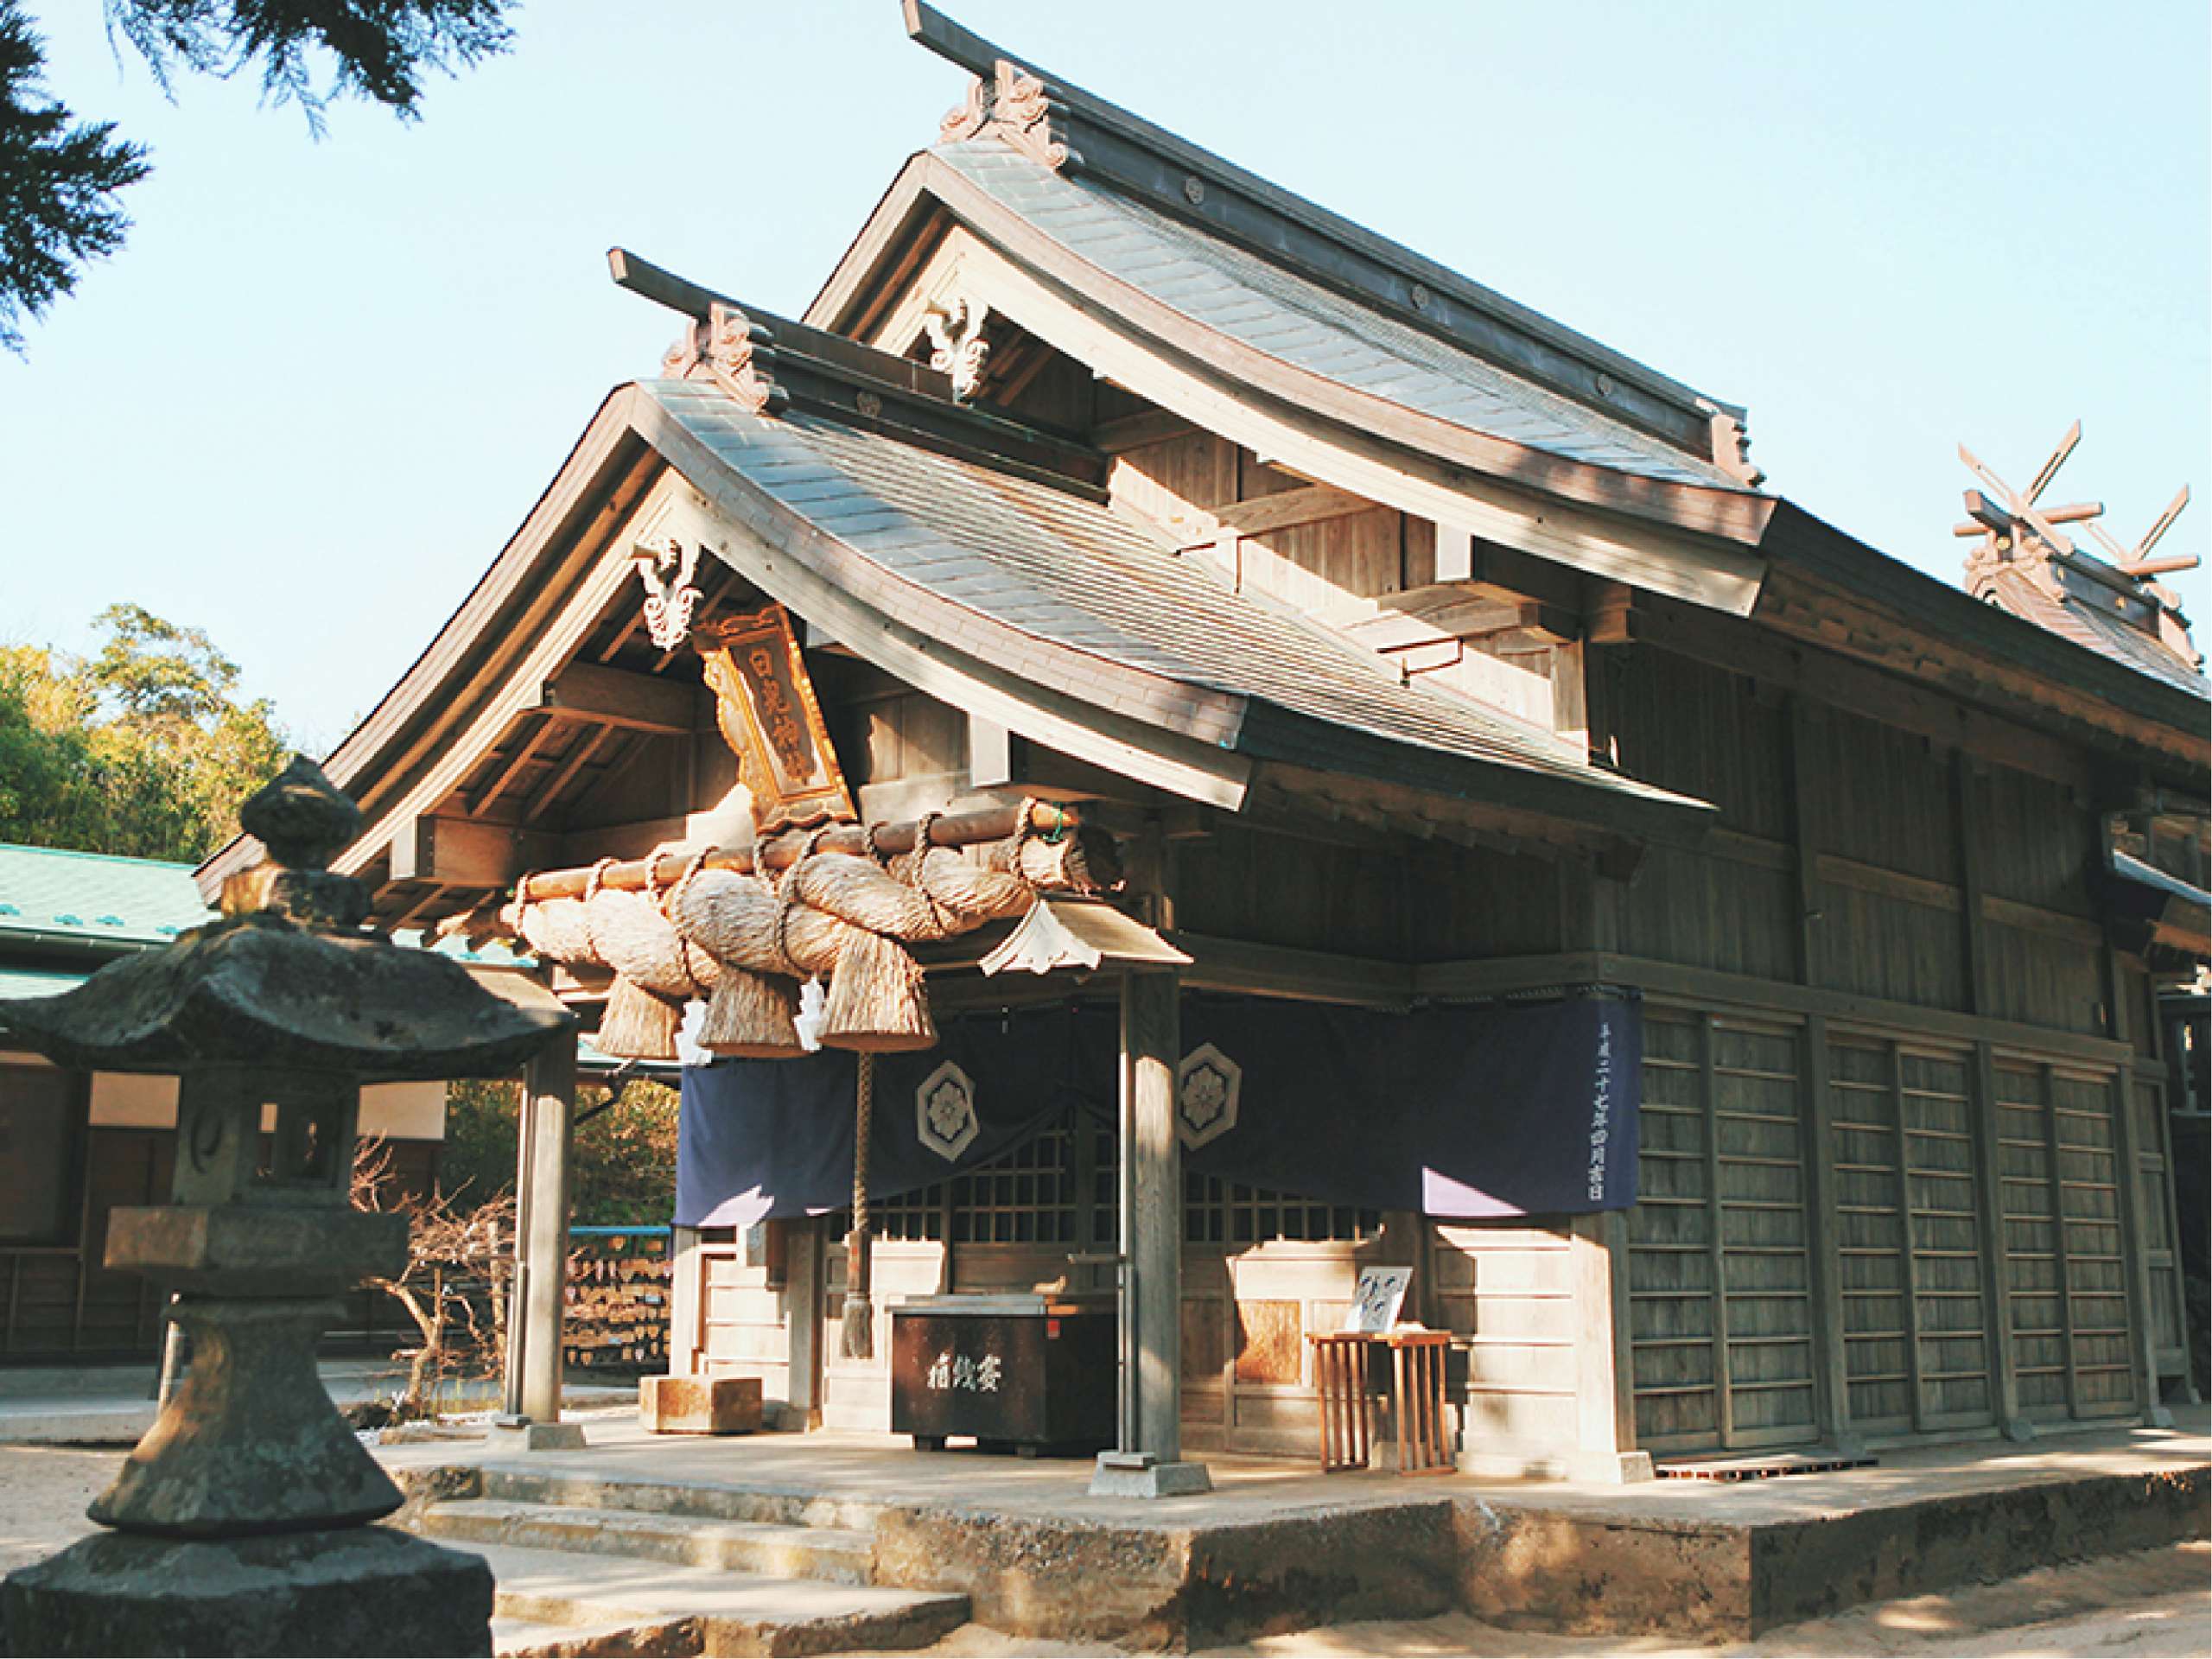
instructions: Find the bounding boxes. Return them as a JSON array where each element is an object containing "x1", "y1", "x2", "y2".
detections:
[
  {"x1": 410, "y1": 1469, "x2": 966, "y2": 1657},
  {"x1": 388, "y1": 1414, "x2": 2210, "y2": 1650}
]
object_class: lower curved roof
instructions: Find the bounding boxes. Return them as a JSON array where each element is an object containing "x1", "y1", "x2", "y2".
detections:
[{"x1": 638, "y1": 373, "x2": 1708, "y2": 832}]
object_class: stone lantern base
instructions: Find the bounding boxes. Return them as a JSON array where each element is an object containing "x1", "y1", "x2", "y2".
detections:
[{"x1": 1, "y1": 1526, "x2": 493, "y2": 1658}]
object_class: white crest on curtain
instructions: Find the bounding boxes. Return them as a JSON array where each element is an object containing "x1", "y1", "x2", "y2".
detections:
[
  {"x1": 1176, "y1": 1042, "x2": 1242, "y2": 1149},
  {"x1": 915, "y1": 1060, "x2": 980, "y2": 1162}
]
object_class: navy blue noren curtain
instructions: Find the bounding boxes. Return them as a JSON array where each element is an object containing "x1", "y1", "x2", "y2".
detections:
[{"x1": 675, "y1": 994, "x2": 1639, "y2": 1230}]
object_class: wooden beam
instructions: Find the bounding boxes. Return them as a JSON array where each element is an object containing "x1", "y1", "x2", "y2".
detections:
[
  {"x1": 524, "y1": 725, "x2": 616, "y2": 820},
  {"x1": 1174, "y1": 932, "x2": 1414, "y2": 1008},
  {"x1": 1412, "y1": 950, "x2": 2139, "y2": 1069},
  {"x1": 1093, "y1": 406, "x2": 1199, "y2": 454},
  {"x1": 1622, "y1": 587, "x2": 2090, "y2": 789},
  {"x1": 1752, "y1": 565, "x2": 2199, "y2": 776},
  {"x1": 969, "y1": 715, "x2": 1013, "y2": 790},
  {"x1": 1205, "y1": 484, "x2": 1372, "y2": 541},
  {"x1": 391, "y1": 816, "x2": 559, "y2": 891},
  {"x1": 466, "y1": 715, "x2": 563, "y2": 818},
  {"x1": 538, "y1": 661, "x2": 694, "y2": 734}
]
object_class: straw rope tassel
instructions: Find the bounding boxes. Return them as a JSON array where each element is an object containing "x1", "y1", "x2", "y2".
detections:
[{"x1": 840, "y1": 1052, "x2": 877, "y2": 1360}]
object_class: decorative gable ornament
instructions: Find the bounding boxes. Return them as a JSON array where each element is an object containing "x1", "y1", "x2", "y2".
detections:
[
  {"x1": 916, "y1": 1060, "x2": 980, "y2": 1162},
  {"x1": 1176, "y1": 1042, "x2": 1241, "y2": 1150},
  {"x1": 938, "y1": 59, "x2": 1074, "y2": 172},
  {"x1": 632, "y1": 537, "x2": 702, "y2": 651},
  {"x1": 923, "y1": 296, "x2": 989, "y2": 401},
  {"x1": 664, "y1": 301, "x2": 786, "y2": 416}
]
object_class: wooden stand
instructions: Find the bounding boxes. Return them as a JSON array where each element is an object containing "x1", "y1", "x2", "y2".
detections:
[{"x1": 1309, "y1": 1330, "x2": 1454, "y2": 1476}]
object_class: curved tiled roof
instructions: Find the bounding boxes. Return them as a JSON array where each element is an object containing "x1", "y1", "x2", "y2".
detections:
[
  {"x1": 642, "y1": 376, "x2": 1705, "y2": 822},
  {"x1": 1984, "y1": 569, "x2": 2208, "y2": 702},
  {"x1": 937, "y1": 139, "x2": 1748, "y2": 494}
]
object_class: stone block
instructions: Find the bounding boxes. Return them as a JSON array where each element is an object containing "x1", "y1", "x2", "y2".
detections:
[
  {"x1": 639, "y1": 1373, "x2": 761, "y2": 1435},
  {"x1": 1086, "y1": 1452, "x2": 1213, "y2": 1497},
  {"x1": 485, "y1": 1419, "x2": 587, "y2": 1452},
  {"x1": 0, "y1": 1524, "x2": 492, "y2": 1657}
]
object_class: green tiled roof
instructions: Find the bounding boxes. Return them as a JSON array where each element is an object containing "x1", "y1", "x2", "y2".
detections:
[
  {"x1": 0, "y1": 843, "x2": 214, "y2": 950},
  {"x1": 0, "y1": 964, "x2": 94, "y2": 1001}
]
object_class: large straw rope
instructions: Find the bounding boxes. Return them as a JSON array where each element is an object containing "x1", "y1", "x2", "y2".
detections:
[{"x1": 503, "y1": 807, "x2": 1115, "y2": 1058}]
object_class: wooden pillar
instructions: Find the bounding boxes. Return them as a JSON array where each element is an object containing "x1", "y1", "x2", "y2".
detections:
[
  {"x1": 1886, "y1": 1045, "x2": 1928, "y2": 1433},
  {"x1": 1787, "y1": 696, "x2": 1824, "y2": 988},
  {"x1": 1128, "y1": 968, "x2": 1181, "y2": 1461},
  {"x1": 784, "y1": 1217, "x2": 825, "y2": 1429},
  {"x1": 2104, "y1": 954, "x2": 2176, "y2": 1428},
  {"x1": 668, "y1": 1226, "x2": 703, "y2": 1379},
  {"x1": 1968, "y1": 1043, "x2": 2031, "y2": 1438},
  {"x1": 2108, "y1": 1060, "x2": 2171, "y2": 1426},
  {"x1": 1800, "y1": 1014, "x2": 1859, "y2": 1451},
  {"x1": 1697, "y1": 1017, "x2": 1735, "y2": 1447},
  {"x1": 1091, "y1": 968, "x2": 1210, "y2": 1496},
  {"x1": 517, "y1": 1033, "x2": 577, "y2": 1425}
]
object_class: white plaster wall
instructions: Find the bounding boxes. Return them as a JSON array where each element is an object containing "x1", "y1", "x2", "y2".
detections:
[
  {"x1": 360, "y1": 1080, "x2": 448, "y2": 1141},
  {"x1": 88, "y1": 1071, "x2": 180, "y2": 1128},
  {"x1": 78, "y1": 1071, "x2": 447, "y2": 1140}
]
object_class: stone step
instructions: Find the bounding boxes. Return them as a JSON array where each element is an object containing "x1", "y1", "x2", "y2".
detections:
[
  {"x1": 481, "y1": 1465, "x2": 887, "y2": 1533},
  {"x1": 492, "y1": 1612, "x2": 696, "y2": 1658},
  {"x1": 423, "y1": 1497, "x2": 875, "y2": 1585},
  {"x1": 450, "y1": 1540, "x2": 969, "y2": 1658}
]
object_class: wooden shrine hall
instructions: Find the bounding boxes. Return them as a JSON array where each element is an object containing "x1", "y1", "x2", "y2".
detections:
[{"x1": 200, "y1": 3, "x2": 2209, "y2": 1484}]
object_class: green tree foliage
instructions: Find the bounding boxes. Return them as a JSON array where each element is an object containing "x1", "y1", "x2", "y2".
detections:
[
  {"x1": 439, "y1": 1075, "x2": 682, "y2": 1229},
  {"x1": 0, "y1": 0, "x2": 512, "y2": 351},
  {"x1": 0, "y1": 602, "x2": 288, "y2": 859},
  {"x1": 0, "y1": 4, "x2": 149, "y2": 353}
]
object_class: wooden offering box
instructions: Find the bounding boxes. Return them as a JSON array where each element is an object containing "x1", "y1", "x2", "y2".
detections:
[{"x1": 890, "y1": 1294, "x2": 1116, "y2": 1457}]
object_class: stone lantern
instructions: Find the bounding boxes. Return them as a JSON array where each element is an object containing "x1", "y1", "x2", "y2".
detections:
[{"x1": 0, "y1": 758, "x2": 574, "y2": 1657}]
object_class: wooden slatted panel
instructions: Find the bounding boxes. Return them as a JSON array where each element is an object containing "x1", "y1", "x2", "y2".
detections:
[
  {"x1": 1898, "y1": 1048, "x2": 1994, "y2": 1428},
  {"x1": 1432, "y1": 1222, "x2": 1578, "y2": 1455},
  {"x1": 2129, "y1": 1076, "x2": 2188, "y2": 1377},
  {"x1": 1629, "y1": 1011, "x2": 1719, "y2": 1451},
  {"x1": 1712, "y1": 1020, "x2": 1818, "y2": 1447},
  {"x1": 1829, "y1": 1039, "x2": 1913, "y2": 1431},
  {"x1": 2050, "y1": 1071, "x2": 2137, "y2": 1419},
  {"x1": 1994, "y1": 1062, "x2": 2071, "y2": 1422}
]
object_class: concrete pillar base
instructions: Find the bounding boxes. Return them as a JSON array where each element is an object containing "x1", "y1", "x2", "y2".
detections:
[
  {"x1": 486, "y1": 1418, "x2": 587, "y2": 1452},
  {"x1": 0, "y1": 1524, "x2": 491, "y2": 1657},
  {"x1": 1089, "y1": 1451, "x2": 1213, "y2": 1497},
  {"x1": 2000, "y1": 1417, "x2": 2038, "y2": 1444}
]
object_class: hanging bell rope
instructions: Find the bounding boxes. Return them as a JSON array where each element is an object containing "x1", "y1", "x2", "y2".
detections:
[
  {"x1": 841, "y1": 1052, "x2": 877, "y2": 1360},
  {"x1": 512, "y1": 798, "x2": 1109, "y2": 904}
]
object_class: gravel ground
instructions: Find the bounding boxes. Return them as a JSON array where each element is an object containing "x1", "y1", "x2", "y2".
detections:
[{"x1": 3, "y1": 1446, "x2": 2204, "y2": 1656}]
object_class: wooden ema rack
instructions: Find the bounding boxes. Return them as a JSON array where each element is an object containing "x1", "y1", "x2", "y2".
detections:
[{"x1": 1308, "y1": 1330, "x2": 1454, "y2": 1476}]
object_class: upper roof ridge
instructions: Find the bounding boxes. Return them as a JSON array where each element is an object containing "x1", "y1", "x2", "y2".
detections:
[{"x1": 901, "y1": 3, "x2": 1752, "y2": 474}]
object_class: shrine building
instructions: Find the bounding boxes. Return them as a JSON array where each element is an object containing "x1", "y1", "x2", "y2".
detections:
[{"x1": 195, "y1": 3, "x2": 2210, "y2": 1479}]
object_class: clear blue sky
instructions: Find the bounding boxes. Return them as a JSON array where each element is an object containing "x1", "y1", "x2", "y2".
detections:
[{"x1": 3, "y1": 1, "x2": 2204, "y2": 753}]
